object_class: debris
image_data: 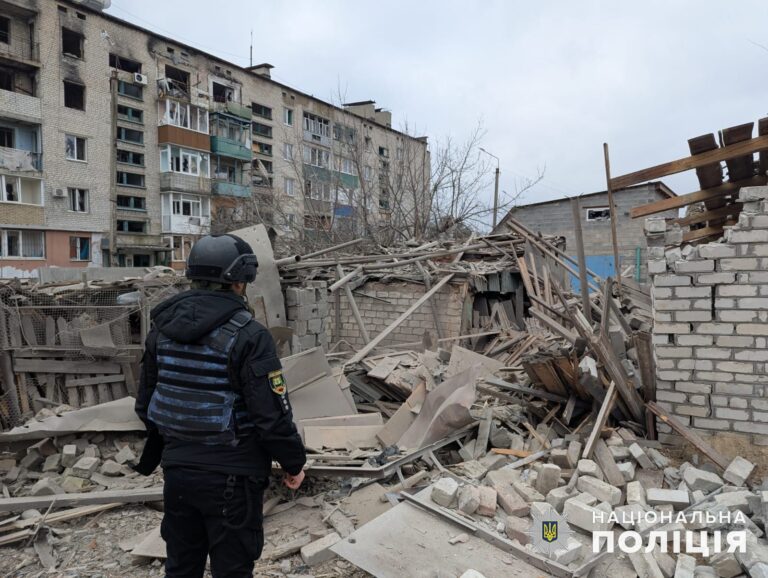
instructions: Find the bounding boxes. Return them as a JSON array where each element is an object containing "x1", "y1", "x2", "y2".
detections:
[
  {"x1": 430, "y1": 477, "x2": 459, "y2": 508},
  {"x1": 300, "y1": 531, "x2": 341, "y2": 566},
  {"x1": 448, "y1": 532, "x2": 470, "y2": 545}
]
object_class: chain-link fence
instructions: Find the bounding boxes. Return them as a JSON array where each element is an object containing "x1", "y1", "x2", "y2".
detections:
[{"x1": 0, "y1": 275, "x2": 189, "y2": 429}]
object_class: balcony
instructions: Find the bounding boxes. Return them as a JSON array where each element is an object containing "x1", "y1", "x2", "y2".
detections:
[
  {"x1": 303, "y1": 130, "x2": 332, "y2": 149},
  {"x1": 162, "y1": 214, "x2": 211, "y2": 235},
  {"x1": 210, "y1": 136, "x2": 252, "y2": 161},
  {"x1": 0, "y1": 35, "x2": 40, "y2": 67},
  {"x1": 0, "y1": 147, "x2": 41, "y2": 173},
  {"x1": 212, "y1": 180, "x2": 251, "y2": 198},
  {"x1": 160, "y1": 172, "x2": 211, "y2": 195},
  {"x1": 211, "y1": 100, "x2": 251, "y2": 120},
  {"x1": 0, "y1": 90, "x2": 41, "y2": 122}
]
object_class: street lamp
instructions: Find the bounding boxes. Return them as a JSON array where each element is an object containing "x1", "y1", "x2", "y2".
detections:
[{"x1": 479, "y1": 147, "x2": 500, "y2": 229}]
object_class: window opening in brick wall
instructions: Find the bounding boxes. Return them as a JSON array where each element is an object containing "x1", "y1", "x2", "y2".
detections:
[
  {"x1": 64, "y1": 81, "x2": 85, "y2": 110},
  {"x1": 69, "y1": 236, "x2": 90, "y2": 261},
  {"x1": 116, "y1": 171, "x2": 145, "y2": 188},
  {"x1": 109, "y1": 53, "x2": 142, "y2": 74},
  {"x1": 62, "y1": 28, "x2": 84, "y2": 59},
  {"x1": 116, "y1": 126, "x2": 143, "y2": 144},
  {"x1": 117, "y1": 80, "x2": 143, "y2": 100},
  {"x1": 585, "y1": 207, "x2": 611, "y2": 222},
  {"x1": 116, "y1": 149, "x2": 144, "y2": 166},
  {"x1": 116, "y1": 219, "x2": 146, "y2": 233},
  {"x1": 117, "y1": 195, "x2": 146, "y2": 211},
  {"x1": 2, "y1": 229, "x2": 45, "y2": 258},
  {"x1": 65, "y1": 134, "x2": 86, "y2": 161},
  {"x1": 0, "y1": 127, "x2": 13, "y2": 148},
  {"x1": 68, "y1": 187, "x2": 88, "y2": 212},
  {"x1": 0, "y1": 17, "x2": 9, "y2": 44}
]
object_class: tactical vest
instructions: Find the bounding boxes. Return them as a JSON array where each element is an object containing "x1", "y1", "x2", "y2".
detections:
[{"x1": 147, "y1": 309, "x2": 256, "y2": 446}]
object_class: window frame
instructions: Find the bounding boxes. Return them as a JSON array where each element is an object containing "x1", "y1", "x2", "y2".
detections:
[
  {"x1": 1, "y1": 229, "x2": 45, "y2": 259},
  {"x1": 251, "y1": 102, "x2": 272, "y2": 120},
  {"x1": 116, "y1": 219, "x2": 147, "y2": 234},
  {"x1": 160, "y1": 145, "x2": 210, "y2": 177},
  {"x1": 117, "y1": 80, "x2": 143, "y2": 101},
  {"x1": 116, "y1": 126, "x2": 144, "y2": 145},
  {"x1": 68, "y1": 187, "x2": 88, "y2": 212},
  {"x1": 284, "y1": 177, "x2": 295, "y2": 197},
  {"x1": 65, "y1": 134, "x2": 86, "y2": 162},
  {"x1": 116, "y1": 149, "x2": 145, "y2": 167},
  {"x1": 63, "y1": 80, "x2": 85, "y2": 111},
  {"x1": 116, "y1": 171, "x2": 146, "y2": 188},
  {"x1": 61, "y1": 27, "x2": 84, "y2": 59},
  {"x1": 283, "y1": 107, "x2": 294, "y2": 126},
  {"x1": 282, "y1": 142, "x2": 294, "y2": 161},
  {"x1": 69, "y1": 236, "x2": 91, "y2": 261},
  {"x1": 0, "y1": 17, "x2": 9, "y2": 45},
  {"x1": 585, "y1": 206, "x2": 612, "y2": 222},
  {"x1": 116, "y1": 195, "x2": 147, "y2": 211}
]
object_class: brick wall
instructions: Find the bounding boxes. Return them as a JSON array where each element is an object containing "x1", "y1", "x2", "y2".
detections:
[
  {"x1": 328, "y1": 281, "x2": 466, "y2": 350},
  {"x1": 505, "y1": 184, "x2": 678, "y2": 283},
  {"x1": 647, "y1": 186, "x2": 768, "y2": 445}
]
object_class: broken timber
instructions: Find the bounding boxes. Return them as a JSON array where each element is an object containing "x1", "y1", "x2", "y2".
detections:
[{"x1": 0, "y1": 487, "x2": 164, "y2": 513}]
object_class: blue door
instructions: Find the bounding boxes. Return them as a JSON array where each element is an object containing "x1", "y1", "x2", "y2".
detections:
[{"x1": 571, "y1": 255, "x2": 616, "y2": 293}]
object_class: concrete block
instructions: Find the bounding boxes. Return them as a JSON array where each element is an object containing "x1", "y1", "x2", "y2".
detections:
[
  {"x1": 545, "y1": 486, "x2": 573, "y2": 514},
  {"x1": 709, "y1": 551, "x2": 741, "y2": 578},
  {"x1": 476, "y1": 486, "x2": 497, "y2": 517},
  {"x1": 550, "y1": 449, "x2": 570, "y2": 469},
  {"x1": 71, "y1": 456, "x2": 100, "y2": 479},
  {"x1": 609, "y1": 446, "x2": 631, "y2": 460},
  {"x1": 577, "y1": 459, "x2": 603, "y2": 480},
  {"x1": 114, "y1": 446, "x2": 136, "y2": 465},
  {"x1": 300, "y1": 532, "x2": 341, "y2": 566},
  {"x1": 504, "y1": 515, "x2": 531, "y2": 545},
  {"x1": 674, "y1": 553, "x2": 696, "y2": 578},
  {"x1": 616, "y1": 461, "x2": 636, "y2": 482},
  {"x1": 566, "y1": 440, "x2": 582, "y2": 469},
  {"x1": 431, "y1": 477, "x2": 459, "y2": 507},
  {"x1": 629, "y1": 443, "x2": 656, "y2": 469},
  {"x1": 510, "y1": 479, "x2": 544, "y2": 503},
  {"x1": 61, "y1": 444, "x2": 78, "y2": 468},
  {"x1": 534, "y1": 464, "x2": 561, "y2": 496},
  {"x1": 42, "y1": 454, "x2": 61, "y2": 473},
  {"x1": 613, "y1": 503, "x2": 648, "y2": 530},
  {"x1": 748, "y1": 563, "x2": 768, "y2": 578},
  {"x1": 457, "y1": 485, "x2": 480, "y2": 515},
  {"x1": 99, "y1": 460, "x2": 123, "y2": 477},
  {"x1": 576, "y1": 476, "x2": 621, "y2": 506},
  {"x1": 682, "y1": 466, "x2": 723, "y2": 493},
  {"x1": 646, "y1": 448, "x2": 670, "y2": 469},
  {"x1": 30, "y1": 478, "x2": 64, "y2": 496},
  {"x1": 549, "y1": 537, "x2": 583, "y2": 566},
  {"x1": 627, "y1": 551, "x2": 665, "y2": 578},
  {"x1": 723, "y1": 456, "x2": 755, "y2": 486},
  {"x1": 646, "y1": 488, "x2": 690, "y2": 510},
  {"x1": 627, "y1": 481, "x2": 647, "y2": 506},
  {"x1": 562, "y1": 499, "x2": 613, "y2": 533},
  {"x1": 60, "y1": 476, "x2": 89, "y2": 493}
]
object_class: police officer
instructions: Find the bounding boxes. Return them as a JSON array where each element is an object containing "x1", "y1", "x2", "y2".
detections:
[{"x1": 134, "y1": 233, "x2": 306, "y2": 578}]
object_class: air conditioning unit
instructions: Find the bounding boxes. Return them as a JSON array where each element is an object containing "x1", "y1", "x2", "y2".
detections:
[
  {"x1": 134, "y1": 73, "x2": 148, "y2": 85},
  {"x1": 53, "y1": 188, "x2": 66, "y2": 198}
]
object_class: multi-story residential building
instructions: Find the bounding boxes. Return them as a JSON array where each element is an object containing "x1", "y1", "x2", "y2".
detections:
[{"x1": 0, "y1": 0, "x2": 430, "y2": 277}]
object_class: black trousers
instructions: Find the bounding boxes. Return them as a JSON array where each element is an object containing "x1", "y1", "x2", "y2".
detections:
[{"x1": 161, "y1": 467, "x2": 266, "y2": 578}]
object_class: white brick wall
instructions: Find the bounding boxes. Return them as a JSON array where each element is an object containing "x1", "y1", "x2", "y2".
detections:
[{"x1": 647, "y1": 186, "x2": 768, "y2": 444}]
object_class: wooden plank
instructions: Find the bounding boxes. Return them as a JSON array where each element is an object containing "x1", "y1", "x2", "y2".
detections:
[
  {"x1": 682, "y1": 222, "x2": 735, "y2": 243},
  {"x1": 490, "y1": 448, "x2": 531, "y2": 458},
  {"x1": 528, "y1": 308, "x2": 578, "y2": 343},
  {"x1": 592, "y1": 438, "x2": 626, "y2": 488},
  {"x1": 629, "y1": 177, "x2": 764, "y2": 219},
  {"x1": 673, "y1": 203, "x2": 742, "y2": 227},
  {"x1": 571, "y1": 197, "x2": 591, "y2": 316},
  {"x1": 634, "y1": 331, "x2": 657, "y2": 440},
  {"x1": 337, "y1": 264, "x2": 371, "y2": 345},
  {"x1": 603, "y1": 143, "x2": 623, "y2": 293},
  {"x1": 483, "y1": 377, "x2": 569, "y2": 403},
  {"x1": 0, "y1": 487, "x2": 164, "y2": 513},
  {"x1": 645, "y1": 401, "x2": 729, "y2": 471},
  {"x1": 65, "y1": 374, "x2": 125, "y2": 388},
  {"x1": 121, "y1": 362, "x2": 137, "y2": 397},
  {"x1": 582, "y1": 381, "x2": 617, "y2": 459},
  {"x1": 44, "y1": 317, "x2": 56, "y2": 346},
  {"x1": 611, "y1": 134, "x2": 768, "y2": 190},
  {"x1": 348, "y1": 274, "x2": 454, "y2": 365},
  {"x1": 13, "y1": 359, "x2": 122, "y2": 374},
  {"x1": 720, "y1": 122, "x2": 755, "y2": 181},
  {"x1": 688, "y1": 133, "x2": 723, "y2": 189}
]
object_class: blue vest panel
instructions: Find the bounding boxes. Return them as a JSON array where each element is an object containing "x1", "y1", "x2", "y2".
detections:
[{"x1": 148, "y1": 310, "x2": 256, "y2": 446}]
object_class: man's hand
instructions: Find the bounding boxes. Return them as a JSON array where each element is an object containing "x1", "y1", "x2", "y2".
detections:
[{"x1": 283, "y1": 470, "x2": 305, "y2": 490}]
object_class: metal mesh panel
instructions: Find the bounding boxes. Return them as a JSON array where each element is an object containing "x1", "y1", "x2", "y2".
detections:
[{"x1": 0, "y1": 276, "x2": 189, "y2": 429}]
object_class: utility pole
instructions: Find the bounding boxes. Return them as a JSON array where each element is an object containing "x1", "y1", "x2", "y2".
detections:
[
  {"x1": 108, "y1": 70, "x2": 118, "y2": 267},
  {"x1": 479, "y1": 147, "x2": 500, "y2": 229}
]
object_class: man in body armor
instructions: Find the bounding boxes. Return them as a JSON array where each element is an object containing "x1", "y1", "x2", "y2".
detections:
[{"x1": 134, "y1": 234, "x2": 306, "y2": 577}]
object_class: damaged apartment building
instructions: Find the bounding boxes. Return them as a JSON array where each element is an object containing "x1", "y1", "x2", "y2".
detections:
[{"x1": 0, "y1": 0, "x2": 429, "y2": 278}]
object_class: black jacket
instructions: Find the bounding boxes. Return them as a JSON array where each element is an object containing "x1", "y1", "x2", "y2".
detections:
[{"x1": 135, "y1": 289, "x2": 306, "y2": 477}]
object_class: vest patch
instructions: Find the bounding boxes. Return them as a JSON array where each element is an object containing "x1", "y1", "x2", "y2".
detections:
[{"x1": 268, "y1": 370, "x2": 286, "y2": 395}]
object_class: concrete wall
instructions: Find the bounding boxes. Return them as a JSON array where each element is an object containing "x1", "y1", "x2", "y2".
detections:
[
  {"x1": 503, "y1": 183, "x2": 678, "y2": 283},
  {"x1": 647, "y1": 186, "x2": 768, "y2": 445},
  {"x1": 329, "y1": 281, "x2": 466, "y2": 350}
]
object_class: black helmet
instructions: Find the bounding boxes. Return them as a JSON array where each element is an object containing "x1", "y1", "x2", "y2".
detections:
[{"x1": 185, "y1": 234, "x2": 258, "y2": 284}]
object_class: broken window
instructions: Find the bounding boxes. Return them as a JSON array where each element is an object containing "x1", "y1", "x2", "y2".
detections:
[
  {"x1": 117, "y1": 104, "x2": 143, "y2": 123},
  {"x1": 160, "y1": 145, "x2": 210, "y2": 177},
  {"x1": 212, "y1": 81, "x2": 234, "y2": 103},
  {"x1": 116, "y1": 126, "x2": 143, "y2": 144},
  {"x1": 303, "y1": 112, "x2": 330, "y2": 138},
  {"x1": 69, "y1": 236, "x2": 90, "y2": 261},
  {"x1": 109, "y1": 53, "x2": 142, "y2": 73},
  {"x1": 303, "y1": 145, "x2": 330, "y2": 169},
  {"x1": 255, "y1": 142, "x2": 272, "y2": 156},
  {"x1": 117, "y1": 80, "x2": 142, "y2": 100},
  {"x1": 116, "y1": 171, "x2": 145, "y2": 187},
  {"x1": 284, "y1": 177, "x2": 295, "y2": 197},
  {"x1": 62, "y1": 28, "x2": 84, "y2": 59},
  {"x1": 116, "y1": 219, "x2": 146, "y2": 233},
  {"x1": 378, "y1": 146, "x2": 389, "y2": 158},
  {"x1": 252, "y1": 122, "x2": 272, "y2": 138},
  {"x1": 0, "y1": 68, "x2": 12, "y2": 92},
  {"x1": 68, "y1": 188, "x2": 88, "y2": 212},
  {"x1": 160, "y1": 100, "x2": 208, "y2": 133},
  {"x1": 171, "y1": 193, "x2": 204, "y2": 217},
  {"x1": 0, "y1": 127, "x2": 13, "y2": 149},
  {"x1": 3, "y1": 176, "x2": 17, "y2": 202},
  {"x1": 0, "y1": 17, "x2": 9, "y2": 44},
  {"x1": 63, "y1": 81, "x2": 85, "y2": 110},
  {"x1": 165, "y1": 65, "x2": 189, "y2": 95},
  {"x1": 116, "y1": 149, "x2": 144, "y2": 166},
  {"x1": 65, "y1": 134, "x2": 86, "y2": 161},
  {"x1": 251, "y1": 102, "x2": 272, "y2": 120},
  {"x1": 585, "y1": 207, "x2": 611, "y2": 222},
  {"x1": 117, "y1": 195, "x2": 146, "y2": 210}
]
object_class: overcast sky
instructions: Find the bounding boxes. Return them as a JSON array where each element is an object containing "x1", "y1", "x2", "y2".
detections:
[{"x1": 107, "y1": 0, "x2": 768, "y2": 210}]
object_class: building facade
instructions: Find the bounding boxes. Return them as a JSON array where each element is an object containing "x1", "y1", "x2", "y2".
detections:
[
  {"x1": 494, "y1": 182, "x2": 678, "y2": 284},
  {"x1": 0, "y1": 0, "x2": 429, "y2": 277}
]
